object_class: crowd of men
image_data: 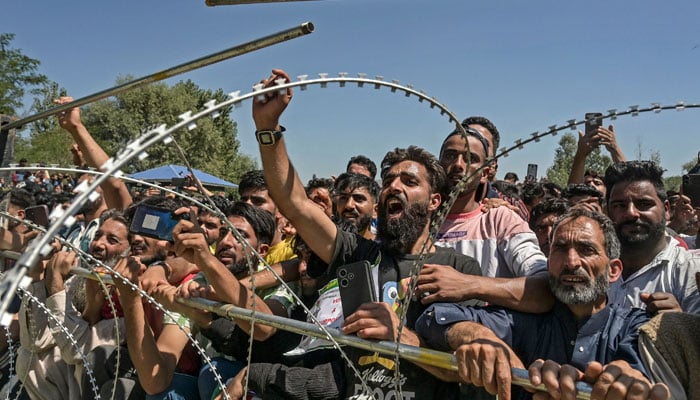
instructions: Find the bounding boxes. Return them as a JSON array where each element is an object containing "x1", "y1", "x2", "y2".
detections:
[{"x1": 0, "y1": 68, "x2": 699, "y2": 400}]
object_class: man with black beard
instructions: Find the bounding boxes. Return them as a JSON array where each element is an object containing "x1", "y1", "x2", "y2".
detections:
[
  {"x1": 248, "y1": 69, "x2": 482, "y2": 400},
  {"x1": 333, "y1": 172, "x2": 379, "y2": 240},
  {"x1": 416, "y1": 208, "x2": 670, "y2": 400},
  {"x1": 119, "y1": 202, "x2": 295, "y2": 399},
  {"x1": 604, "y1": 161, "x2": 700, "y2": 313}
]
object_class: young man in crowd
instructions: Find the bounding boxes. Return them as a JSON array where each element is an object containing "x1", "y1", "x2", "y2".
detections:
[
  {"x1": 333, "y1": 172, "x2": 379, "y2": 240},
  {"x1": 238, "y1": 170, "x2": 296, "y2": 265},
  {"x1": 604, "y1": 161, "x2": 700, "y2": 313},
  {"x1": 345, "y1": 155, "x2": 377, "y2": 180},
  {"x1": 428, "y1": 123, "x2": 552, "y2": 312},
  {"x1": 247, "y1": 68, "x2": 482, "y2": 399}
]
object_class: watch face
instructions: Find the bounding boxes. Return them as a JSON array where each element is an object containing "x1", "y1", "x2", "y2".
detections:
[{"x1": 258, "y1": 131, "x2": 274, "y2": 145}]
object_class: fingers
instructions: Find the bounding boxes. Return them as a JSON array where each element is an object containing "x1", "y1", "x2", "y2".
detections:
[
  {"x1": 639, "y1": 292, "x2": 682, "y2": 313},
  {"x1": 455, "y1": 341, "x2": 514, "y2": 400},
  {"x1": 342, "y1": 302, "x2": 397, "y2": 340},
  {"x1": 528, "y1": 359, "x2": 545, "y2": 387},
  {"x1": 172, "y1": 215, "x2": 196, "y2": 236},
  {"x1": 650, "y1": 383, "x2": 671, "y2": 400},
  {"x1": 537, "y1": 360, "x2": 584, "y2": 400}
]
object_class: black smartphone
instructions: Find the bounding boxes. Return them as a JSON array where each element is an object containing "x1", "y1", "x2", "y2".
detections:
[
  {"x1": 25, "y1": 205, "x2": 50, "y2": 228},
  {"x1": 682, "y1": 174, "x2": 700, "y2": 208},
  {"x1": 526, "y1": 163, "x2": 538, "y2": 182},
  {"x1": 337, "y1": 260, "x2": 377, "y2": 318},
  {"x1": 585, "y1": 112, "x2": 603, "y2": 137},
  {"x1": 129, "y1": 204, "x2": 187, "y2": 242}
]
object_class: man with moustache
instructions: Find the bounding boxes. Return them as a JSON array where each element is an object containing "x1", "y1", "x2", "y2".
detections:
[
  {"x1": 249, "y1": 69, "x2": 482, "y2": 399},
  {"x1": 16, "y1": 209, "x2": 132, "y2": 400},
  {"x1": 416, "y1": 208, "x2": 670, "y2": 400},
  {"x1": 427, "y1": 124, "x2": 550, "y2": 312},
  {"x1": 603, "y1": 161, "x2": 700, "y2": 313},
  {"x1": 333, "y1": 172, "x2": 379, "y2": 240},
  {"x1": 119, "y1": 202, "x2": 294, "y2": 400}
]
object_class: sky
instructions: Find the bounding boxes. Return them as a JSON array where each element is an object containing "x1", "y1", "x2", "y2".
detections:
[{"x1": 5, "y1": 0, "x2": 700, "y2": 182}]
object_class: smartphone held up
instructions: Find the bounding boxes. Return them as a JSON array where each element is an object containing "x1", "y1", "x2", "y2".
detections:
[{"x1": 584, "y1": 112, "x2": 603, "y2": 138}]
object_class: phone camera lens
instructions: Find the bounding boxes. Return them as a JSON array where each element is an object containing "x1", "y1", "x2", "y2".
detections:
[
  {"x1": 348, "y1": 273, "x2": 355, "y2": 280},
  {"x1": 338, "y1": 268, "x2": 347, "y2": 278},
  {"x1": 340, "y1": 278, "x2": 349, "y2": 287}
]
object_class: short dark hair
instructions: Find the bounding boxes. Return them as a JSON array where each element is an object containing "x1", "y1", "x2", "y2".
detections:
[
  {"x1": 9, "y1": 188, "x2": 35, "y2": 210},
  {"x1": 529, "y1": 199, "x2": 569, "y2": 231},
  {"x1": 346, "y1": 155, "x2": 377, "y2": 180},
  {"x1": 503, "y1": 172, "x2": 519, "y2": 182},
  {"x1": 238, "y1": 170, "x2": 267, "y2": 195},
  {"x1": 205, "y1": 195, "x2": 230, "y2": 214},
  {"x1": 562, "y1": 184, "x2": 603, "y2": 205},
  {"x1": 462, "y1": 116, "x2": 501, "y2": 156},
  {"x1": 224, "y1": 201, "x2": 276, "y2": 247},
  {"x1": 334, "y1": 173, "x2": 380, "y2": 201},
  {"x1": 381, "y1": 146, "x2": 446, "y2": 196},
  {"x1": 491, "y1": 180, "x2": 521, "y2": 200},
  {"x1": 542, "y1": 182, "x2": 563, "y2": 198},
  {"x1": 305, "y1": 176, "x2": 335, "y2": 196},
  {"x1": 440, "y1": 125, "x2": 491, "y2": 160},
  {"x1": 552, "y1": 207, "x2": 621, "y2": 260},
  {"x1": 603, "y1": 161, "x2": 667, "y2": 204},
  {"x1": 521, "y1": 183, "x2": 545, "y2": 207}
]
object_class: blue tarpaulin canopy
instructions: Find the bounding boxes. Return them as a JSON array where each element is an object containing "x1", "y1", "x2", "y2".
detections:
[{"x1": 129, "y1": 165, "x2": 237, "y2": 189}]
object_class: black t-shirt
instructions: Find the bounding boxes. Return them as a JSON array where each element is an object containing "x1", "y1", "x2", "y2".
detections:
[{"x1": 312, "y1": 229, "x2": 482, "y2": 400}]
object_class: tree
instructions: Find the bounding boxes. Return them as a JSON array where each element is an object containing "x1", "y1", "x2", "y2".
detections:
[
  {"x1": 0, "y1": 33, "x2": 48, "y2": 115},
  {"x1": 682, "y1": 158, "x2": 698, "y2": 174},
  {"x1": 664, "y1": 176, "x2": 682, "y2": 192},
  {"x1": 14, "y1": 82, "x2": 79, "y2": 166},
  {"x1": 80, "y1": 77, "x2": 256, "y2": 183},
  {"x1": 633, "y1": 138, "x2": 662, "y2": 166},
  {"x1": 546, "y1": 133, "x2": 612, "y2": 187}
]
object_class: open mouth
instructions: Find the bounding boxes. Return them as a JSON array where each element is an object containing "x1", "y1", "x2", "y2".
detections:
[
  {"x1": 448, "y1": 173, "x2": 465, "y2": 183},
  {"x1": 131, "y1": 244, "x2": 146, "y2": 255},
  {"x1": 385, "y1": 198, "x2": 405, "y2": 217}
]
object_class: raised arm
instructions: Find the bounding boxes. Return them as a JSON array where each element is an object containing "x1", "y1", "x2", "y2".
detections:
[
  {"x1": 569, "y1": 125, "x2": 625, "y2": 185},
  {"x1": 55, "y1": 96, "x2": 132, "y2": 210},
  {"x1": 252, "y1": 69, "x2": 337, "y2": 264},
  {"x1": 112, "y1": 256, "x2": 189, "y2": 395}
]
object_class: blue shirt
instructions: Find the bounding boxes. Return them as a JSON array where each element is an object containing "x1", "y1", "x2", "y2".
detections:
[{"x1": 416, "y1": 301, "x2": 651, "y2": 379}]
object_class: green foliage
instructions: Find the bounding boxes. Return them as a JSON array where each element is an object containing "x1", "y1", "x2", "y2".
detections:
[
  {"x1": 14, "y1": 129, "x2": 75, "y2": 166},
  {"x1": 664, "y1": 176, "x2": 682, "y2": 192},
  {"x1": 682, "y1": 159, "x2": 697, "y2": 174},
  {"x1": 0, "y1": 33, "x2": 48, "y2": 115},
  {"x1": 545, "y1": 133, "x2": 612, "y2": 187},
  {"x1": 14, "y1": 82, "x2": 73, "y2": 165},
  {"x1": 80, "y1": 77, "x2": 256, "y2": 183}
]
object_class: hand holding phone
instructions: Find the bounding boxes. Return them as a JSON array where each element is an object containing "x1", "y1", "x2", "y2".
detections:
[
  {"x1": 337, "y1": 260, "x2": 376, "y2": 318},
  {"x1": 129, "y1": 204, "x2": 190, "y2": 242}
]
